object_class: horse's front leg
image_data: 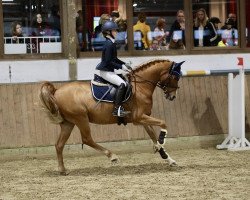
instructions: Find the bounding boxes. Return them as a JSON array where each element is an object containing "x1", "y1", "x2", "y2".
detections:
[{"x1": 139, "y1": 114, "x2": 177, "y2": 166}]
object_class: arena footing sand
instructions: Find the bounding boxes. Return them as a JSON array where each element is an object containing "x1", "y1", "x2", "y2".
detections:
[{"x1": 0, "y1": 135, "x2": 249, "y2": 200}]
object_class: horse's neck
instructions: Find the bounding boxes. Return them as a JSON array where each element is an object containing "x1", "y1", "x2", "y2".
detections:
[
  {"x1": 133, "y1": 62, "x2": 163, "y2": 95},
  {"x1": 136, "y1": 63, "x2": 163, "y2": 82}
]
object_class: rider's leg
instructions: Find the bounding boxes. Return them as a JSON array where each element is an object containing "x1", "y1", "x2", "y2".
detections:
[
  {"x1": 112, "y1": 83, "x2": 129, "y2": 117},
  {"x1": 99, "y1": 71, "x2": 126, "y2": 86},
  {"x1": 99, "y1": 71, "x2": 129, "y2": 117}
]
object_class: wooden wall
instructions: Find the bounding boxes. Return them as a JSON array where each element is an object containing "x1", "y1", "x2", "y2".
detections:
[{"x1": 0, "y1": 75, "x2": 250, "y2": 148}]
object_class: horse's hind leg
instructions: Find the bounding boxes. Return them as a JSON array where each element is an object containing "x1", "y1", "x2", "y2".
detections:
[
  {"x1": 55, "y1": 120, "x2": 74, "y2": 175},
  {"x1": 76, "y1": 116, "x2": 119, "y2": 163}
]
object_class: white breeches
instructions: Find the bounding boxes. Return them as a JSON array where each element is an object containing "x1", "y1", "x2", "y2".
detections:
[{"x1": 99, "y1": 71, "x2": 126, "y2": 86}]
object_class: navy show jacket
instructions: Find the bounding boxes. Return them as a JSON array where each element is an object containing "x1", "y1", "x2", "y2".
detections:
[{"x1": 96, "y1": 38, "x2": 125, "y2": 72}]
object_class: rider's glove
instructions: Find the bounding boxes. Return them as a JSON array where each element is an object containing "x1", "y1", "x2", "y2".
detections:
[
  {"x1": 125, "y1": 63, "x2": 133, "y2": 71},
  {"x1": 122, "y1": 64, "x2": 131, "y2": 72}
]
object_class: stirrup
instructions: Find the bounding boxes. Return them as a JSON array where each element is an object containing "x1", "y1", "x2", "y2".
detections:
[{"x1": 112, "y1": 106, "x2": 130, "y2": 117}]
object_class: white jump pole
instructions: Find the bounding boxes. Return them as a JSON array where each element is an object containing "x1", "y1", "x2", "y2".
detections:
[{"x1": 217, "y1": 67, "x2": 250, "y2": 151}]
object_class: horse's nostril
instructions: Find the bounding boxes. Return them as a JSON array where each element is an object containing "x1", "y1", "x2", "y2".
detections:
[{"x1": 170, "y1": 96, "x2": 176, "y2": 101}]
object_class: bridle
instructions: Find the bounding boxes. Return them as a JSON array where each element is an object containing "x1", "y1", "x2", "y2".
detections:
[{"x1": 129, "y1": 62, "x2": 180, "y2": 100}]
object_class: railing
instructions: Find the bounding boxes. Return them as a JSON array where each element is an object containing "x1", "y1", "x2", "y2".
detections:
[{"x1": 4, "y1": 36, "x2": 62, "y2": 54}]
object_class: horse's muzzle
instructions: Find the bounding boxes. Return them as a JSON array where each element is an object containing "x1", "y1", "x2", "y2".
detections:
[
  {"x1": 169, "y1": 96, "x2": 176, "y2": 101},
  {"x1": 165, "y1": 93, "x2": 176, "y2": 101}
]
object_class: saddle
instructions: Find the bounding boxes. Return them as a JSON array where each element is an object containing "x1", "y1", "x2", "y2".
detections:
[{"x1": 91, "y1": 74, "x2": 132, "y2": 103}]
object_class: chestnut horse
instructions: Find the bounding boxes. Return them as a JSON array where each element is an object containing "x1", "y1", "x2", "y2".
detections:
[{"x1": 39, "y1": 59, "x2": 184, "y2": 175}]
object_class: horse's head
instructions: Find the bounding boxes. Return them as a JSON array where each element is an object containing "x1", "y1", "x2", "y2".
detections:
[{"x1": 158, "y1": 61, "x2": 184, "y2": 101}]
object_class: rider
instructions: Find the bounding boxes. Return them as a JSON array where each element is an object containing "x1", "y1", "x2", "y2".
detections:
[{"x1": 96, "y1": 20, "x2": 131, "y2": 117}]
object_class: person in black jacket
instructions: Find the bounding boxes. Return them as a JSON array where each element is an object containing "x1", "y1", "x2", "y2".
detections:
[
  {"x1": 168, "y1": 10, "x2": 185, "y2": 49},
  {"x1": 96, "y1": 21, "x2": 131, "y2": 117},
  {"x1": 193, "y1": 8, "x2": 211, "y2": 47},
  {"x1": 193, "y1": 9, "x2": 221, "y2": 47}
]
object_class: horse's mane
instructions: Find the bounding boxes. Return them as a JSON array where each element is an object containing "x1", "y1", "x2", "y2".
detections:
[{"x1": 133, "y1": 59, "x2": 171, "y2": 72}]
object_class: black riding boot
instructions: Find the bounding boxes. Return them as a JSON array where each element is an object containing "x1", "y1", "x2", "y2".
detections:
[{"x1": 112, "y1": 83, "x2": 130, "y2": 117}]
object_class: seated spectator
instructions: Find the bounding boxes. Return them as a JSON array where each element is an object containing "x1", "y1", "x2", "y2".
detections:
[
  {"x1": 220, "y1": 18, "x2": 238, "y2": 46},
  {"x1": 133, "y1": 12, "x2": 152, "y2": 50},
  {"x1": 207, "y1": 17, "x2": 221, "y2": 46},
  {"x1": 228, "y1": 13, "x2": 237, "y2": 29},
  {"x1": 111, "y1": 10, "x2": 127, "y2": 32},
  {"x1": 169, "y1": 10, "x2": 185, "y2": 49},
  {"x1": 31, "y1": 13, "x2": 51, "y2": 36},
  {"x1": 92, "y1": 14, "x2": 111, "y2": 51},
  {"x1": 110, "y1": 10, "x2": 127, "y2": 50},
  {"x1": 47, "y1": 5, "x2": 61, "y2": 36},
  {"x1": 94, "y1": 14, "x2": 110, "y2": 38},
  {"x1": 9, "y1": 21, "x2": 32, "y2": 53},
  {"x1": 76, "y1": 10, "x2": 84, "y2": 51},
  {"x1": 11, "y1": 21, "x2": 25, "y2": 43},
  {"x1": 152, "y1": 17, "x2": 167, "y2": 50},
  {"x1": 111, "y1": 10, "x2": 120, "y2": 23}
]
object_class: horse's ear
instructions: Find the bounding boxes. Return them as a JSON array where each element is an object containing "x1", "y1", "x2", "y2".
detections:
[
  {"x1": 171, "y1": 61, "x2": 185, "y2": 79},
  {"x1": 175, "y1": 61, "x2": 185, "y2": 69},
  {"x1": 174, "y1": 61, "x2": 185, "y2": 73}
]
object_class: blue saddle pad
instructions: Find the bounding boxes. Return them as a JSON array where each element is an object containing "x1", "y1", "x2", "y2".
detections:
[
  {"x1": 91, "y1": 81, "x2": 114, "y2": 103},
  {"x1": 91, "y1": 74, "x2": 132, "y2": 103}
]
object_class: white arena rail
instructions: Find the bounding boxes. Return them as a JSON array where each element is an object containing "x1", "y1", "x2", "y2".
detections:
[{"x1": 4, "y1": 36, "x2": 62, "y2": 54}]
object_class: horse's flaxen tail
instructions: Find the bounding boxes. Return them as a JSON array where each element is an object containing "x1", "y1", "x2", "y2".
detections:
[{"x1": 39, "y1": 81, "x2": 64, "y2": 124}]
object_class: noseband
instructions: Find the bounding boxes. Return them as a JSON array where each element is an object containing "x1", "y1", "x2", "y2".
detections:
[{"x1": 157, "y1": 75, "x2": 179, "y2": 100}]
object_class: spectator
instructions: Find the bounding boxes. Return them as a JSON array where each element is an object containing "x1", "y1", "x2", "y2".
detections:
[
  {"x1": 111, "y1": 10, "x2": 127, "y2": 32},
  {"x1": 92, "y1": 14, "x2": 111, "y2": 51},
  {"x1": 31, "y1": 13, "x2": 52, "y2": 53},
  {"x1": 94, "y1": 13, "x2": 111, "y2": 37},
  {"x1": 169, "y1": 10, "x2": 185, "y2": 49},
  {"x1": 193, "y1": 8, "x2": 217, "y2": 47},
  {"x1": 110, "y1": 10, "x2": 127, "y2": 50},
  {"x1": 207, "y1": 17, "x2": 221, "y2": 46},
  {"x1": 228, "y1": 13, "x2": 237, "y2": 29},
  {"x1": 220, "y1": 18, "x2": 238, "y2": 46},
  {"x1": 31, "y1": 13, "x2": 51, "y2": 36},
  {"x1": 133, "y1": 12, "x2": 152, "y2": 50},
  {"x1": 152, "y1": 17, "x2": 167, "y2": 50},
  {"x1": 11, "y1": 21, "x2": 25, "y2": 43},
  {"x1": 48, "y1": 5, "x2": 61, "y2": 36},
  {"x1": 76, "y1": 10, "x2": 84, "y2": 50},
  {"x1": 111, "y1": 11, "x2": 120, "y2": 23}
]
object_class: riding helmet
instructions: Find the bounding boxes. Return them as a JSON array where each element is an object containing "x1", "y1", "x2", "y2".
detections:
[{"x1": 102, "y1": 21, "x2": 119, "y2": 32}]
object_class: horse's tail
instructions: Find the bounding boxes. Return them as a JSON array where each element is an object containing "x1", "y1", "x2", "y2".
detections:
[{"x1": 39, "y1": 81, "x2": 64, "y2": 124}]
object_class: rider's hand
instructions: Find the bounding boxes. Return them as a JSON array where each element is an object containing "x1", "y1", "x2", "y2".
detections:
[
  {"x1": 125, "y1": 63, "x2": 133, "y2": 71},
  {"x1": 122, "y1": 64, "x2": 131, "y2": 72}
]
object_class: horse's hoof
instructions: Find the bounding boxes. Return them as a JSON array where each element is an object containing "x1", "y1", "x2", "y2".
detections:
[
  {"x1": 59, "y1": 171, "x2": 67, "y2": 176},
  {"x1": 110, "y1": 154, "x2": 119, "y2": 165},
  {"x1": 59, "y1": 169, "x2": 70, "y2": 176},
  {"x1": 170, "y1": 162, "x2": 178, "y2": 167},
  {"x1": 166, "y1": 157, "x2": 177, "y2": 167},
  {"x1": 111, "y1": 158, "x2": 119, "y2": 165}
]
